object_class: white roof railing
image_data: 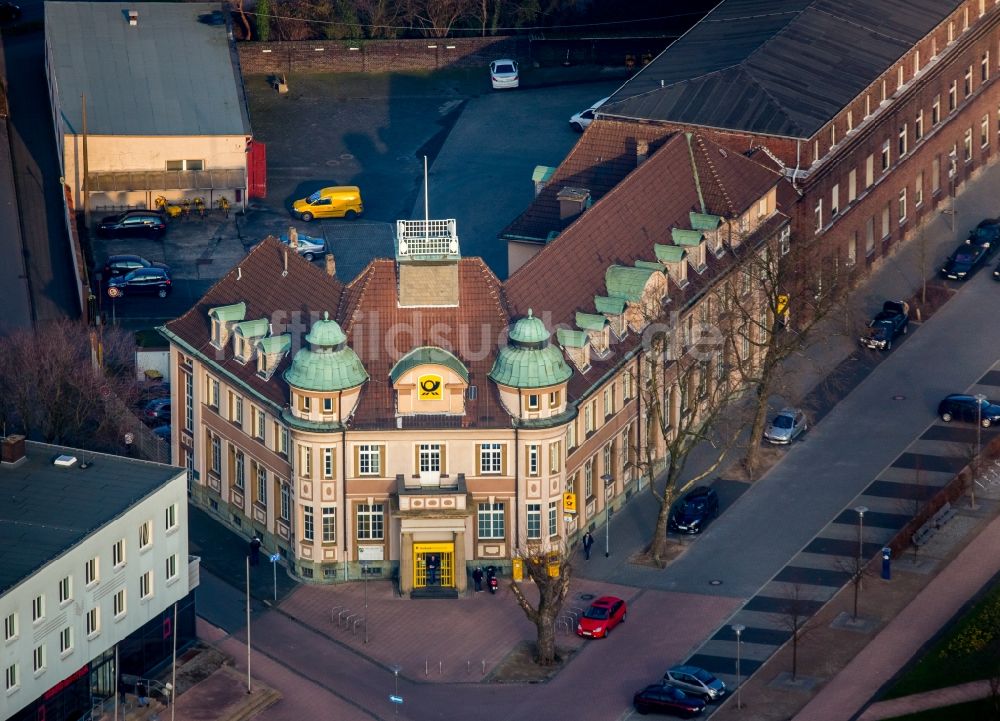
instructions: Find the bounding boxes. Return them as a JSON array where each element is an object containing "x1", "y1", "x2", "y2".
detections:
[{"x1": 396, "y1": 219, "x2": 459, "y2": 257}]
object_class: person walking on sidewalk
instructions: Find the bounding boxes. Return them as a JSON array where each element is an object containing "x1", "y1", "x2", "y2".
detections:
[
  {"x1": 582, "y1": 531, "x2": 594, "y2": 560},
  {"x1": 472, "y1": 566, "x2": 484, "y2": 592}
]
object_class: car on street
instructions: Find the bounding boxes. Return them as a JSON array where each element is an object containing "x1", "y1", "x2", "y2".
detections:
[
  {"x1": 763, "y1": 407, "x2": 808, "y2": 444},
  {"x1": 663, "y1": 665, "x2": 727, "y2": 702},
  {"x1": 859, "y1": 300, "x2": 909, "y2": 351},
  {"x1": 633, "y1": 684, "x2": 706, "y2": 717},
  {"x1": 151, "y1": 424, "x2": 171, "y2": 444},
  {"x1": 106, "y1": 267, "x2": 172, "y2": 298},
  {"x1": 97, "y1": 210, "x2": 167, "y2": 239},
  {"x1": 940, "y1": 242, "x2": 989, "y2": 280},
  {"x1": 278, "y1": 233, "x2": 326, "y2": 261},
  {"x1": 966, "y1": 217, "x2": 1000, "y2": 249},
  {"x1": 102, "y1": 254, "x2": 169, "y2": 279},
  {"x1": 292, "y1": 186, "x2": 363, "y2": 221},
  {"x1": 668, "y1": 486, "x2": 719, "y2": 535},
  {"x1": 142, "y1": 397, "x2": 171, "y2": 425},
  {"x1": 489, "y1": 59, "x2": 519, "y2": 89},
  {"x1": 0, "y1": 1, "x2": 21, "y2": 22},
  {"x1": 938, "y1": 394, "x2": 1000, "y2": 427},
  {"x1": 569, "y1": 96, "x2": 610, "y2": 132},
  {"x1": 576, "y1": 595, "x2": 626, "y2": 638},
  {"x1": 993, "y1": 257, "x2": 1000, "y2": 281}
]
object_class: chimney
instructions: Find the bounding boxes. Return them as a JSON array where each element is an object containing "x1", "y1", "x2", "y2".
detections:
[
  {"x1": 1, "y1": 434, "x2": 26, "y2": 465},
  {"x1": 289, "y1": 226, "x2": 299, "y2": 249},
  {"x1": 636, "y1": 140, "x2": 649, "y2": 167},
  {"x1": 127, "y1": 9, "x2": 138, "y2": 26},
  {"x1": 557, "y1": 186, "x2": 590, "y2": 223},
  {"x1": 325, "y1": 252, "x2": 336, "y2": 278}
]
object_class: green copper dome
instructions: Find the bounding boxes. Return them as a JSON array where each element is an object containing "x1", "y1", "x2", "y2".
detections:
[
  {"x1": 283, "y1": 312, "x2": 368, "y2": 392},
  {"x1": 489, "y1": 310, "x2": 572, "y2": 389}
]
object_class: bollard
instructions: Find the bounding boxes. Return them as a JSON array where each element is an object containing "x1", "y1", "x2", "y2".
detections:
[
  {"x1": 439, "y1": 661, "x2": 443, "y2": 675},
  {"x1": 425, "y1": 659, "x2": 429, "y2": 676},
  {"x1": 466, "y1": 660, "x2": 471, "y2": 675},
  {"x1": 482, "y1": 659, "x2": 486, "y2": 675}
]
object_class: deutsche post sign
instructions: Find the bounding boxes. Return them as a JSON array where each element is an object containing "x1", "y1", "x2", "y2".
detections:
[
  {"x1": 417, "y1": 374, "x2": 442, "y2": 401},
  {"x1": 563, "y1": 492, "x2": 577, "y2": 514}
]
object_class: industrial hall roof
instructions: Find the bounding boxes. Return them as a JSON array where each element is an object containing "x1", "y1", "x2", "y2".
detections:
[
  {"x1": 602, "y1": 0, "x2": 963, "y2": 139},
  {"x1": 0, "y1": 440, "x2": 182, "y2": 595},
  {"x1": 45, "y1": 2, "x2": 251, "y2": 136}
]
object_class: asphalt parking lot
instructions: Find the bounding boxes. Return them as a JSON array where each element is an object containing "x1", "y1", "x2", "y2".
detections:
[{"x1": 89, "y1": 65, "x2": 627, "y2": 327}]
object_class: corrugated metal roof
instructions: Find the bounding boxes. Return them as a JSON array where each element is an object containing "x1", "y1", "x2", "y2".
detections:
[
  {"x1": 602, "y1": 0, "x2": 962, "y2": 138},
  {"x1": 45, "y1": 2, "x2": 250, "y2": 136}
]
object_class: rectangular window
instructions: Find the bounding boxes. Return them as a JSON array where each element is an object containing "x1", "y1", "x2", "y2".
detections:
[
  {"x1": 831, "y1": 184, "x2": 839, "y2": 216},
  {"x1": 235, "y1": 450, "x2": 245, "y2": 489},
  {"x1": 211, "y1": 434, "x2": 221, "y2": 475},
  {"x1": 982, "y1": 114, "x2": 990, "y2": 147},
  {"x1": 526, "y1": 393, "x2": 539, "y2": 410},
  {"x1": 882, "y1": 204, "x2": 891, "y2": 239},
  {"x1": 897, "y1": 64, "x2": 904, "y2": 88},
  {"x1": 865, "y1": 94, "x2": 871, "y2": 117},
  {"x1": 358, "y1": 445, "x2": 382, "y2": 476},
  {"x1": 548, "y1": 501, "x2": 558, "y2": 537},
  {"x1": 3, "y1": 613, "x2": 17, "y2": 642},
  {"x1": 602, "y1": 443, "x2": 612, "y2": 476},
  {"x1": 567, "y1": 420, "x2": 576, "y2": 449},
  {"x1": 915, "y1": 110, "x2": 924, "y2": 141},
  {"x1": 231, "y1": 393, "x2": 243, "y2": 426},
  {"x1": 207, "y1": 377, "x2": 220, "y2": 409},
  {"x1": 278, "y1": 426, "x2": 288, "y2": 457},
  {"x1": 322, "y1": 447, "x2": 334, "y2": 478},
  {"x1": 984, "y1": 51, "x2": 991, "y2": 82},
  {"x1": 280, "y1": 483, "x2": 290, "y2": 522},
  {"x1": 933, "y1": 94, "x2": 941, "y2": 125},
  {"x1": 114, "y1": 589, "x2": 126, "y2": 618},
  {"x1": 527, "y1": 444, "x2": 539, "y2": 476},
  {"x1": 139, "y1": 520, "x2": 152, "y2": 550},
  {"x1": 357, "y1": 503, "x2": 384, "y2": 540},
  {"x1": 814, "y1": 199, "x2": 822, "y2": 232},
  {"x1": 183, "y1": 371, "x2": 193, "y2": 432},
  {"x1": 85, "y1": 557, "x2": 98, "y2": 586},
  {"x1": 254, "y1": 408, "x2": 265, "y2": 441},
  {"x1": 477, "y1": 502, "x2": 505, "y2": 539},
  {"x1": 848, "y1": 169, "x2": 857, "y2": 202},
  {"x1": 59, "y1": 627, "x2": 72, "y2": 654},
  {"x1": 322, "y1": 507, "x2": 336, "y2": 542},
  {"x1": 898, "y1": 188, "x2": 907, "y2": 223},
  {"x1": 322, "y1": 396, "x2": 334, "y2": 413},
  {"x1": 300, "y1": 445, "x2": 312, "y2": 478},
  {"x1": 32, "y1": 645, "x2": 44, "y2": 673},
  {"x1": 585, "y1": 459, "x2": 594, "y2": 499},
  {"x1": 58, "y1": 576, "x2": 71, "y2": 605},
  {"x1": 303, "y1": 505, "x2": 315, "y2": 541},
  {"x1": 866, "y1": 216, "x2": 875, "y2": 253},
  {"x1": 603, "y1": 386, "x2": 614, "y2": 416},
  {"x1": 86, "y1": 607, "x2": 99, "y2": 637},
  {"x1": 965, "y1": 65, "x2": 973, "y2": 96},
  {"x1": 6, "y1": 663, "x2": 18, "y2": 690},
  {"x1": 915, "y1": 172, "x2": 924, "y2": 206},
  {"x1": 418, "y1": 444, "x2": 441, "y2": 473},
  {"x1": 113, "y1": 539, "x2": 125, "y2": 567},
  {"x1": 298, "y1": 394, "x2": 312, "y2": 413},
  {"x1": 898, "y1": 124, "x2": 907, "y2": 156},
  {"x1": 584, "y1": 404, "x2": 594, "y2": 433},
  {"x1": 865, "y1": 154, "x2": 874, "y2": 187},
  {"x1": 256, "y1": 464, "x2": 268, "y2": 505},
  {"x1": 166, "y1": 554, "x2": 178, "y2": 581},
  {"x1": 881, "y1": 139, "x2": 891, "y2": 171},
  {"x1": 165, "y1": 503, "x2": 178, "y2": 532},
  {"x1": 527, "y1": 503, "x2": 542, "y2": 540},
  {"x1": 139, "y1": 571, "x2": 152, "y2": 600},
  {"x1": 965, "y1": 127, "x2": 974, "y2": 160},
  {"x1": 548, "y1": 391, "x2": 560, "y2": 408},
  {"x1": 932, "y1": 156, "x2": 941, "y2": 192},
  {"x1": 848, "y1": 232, "x2": 858, "y2": 266},
  {"x1": 914, "y1": 50, "x2": 920, "y2": 75},
  {"x1": 165, "y1": 159, "x2": 204, "y2": 171},
  {"x1": 480, "y1": 443, "x2": 502, "y2": 474},
  {"x1": 622, "y1": 371, "x2": 632, "y2": 400},
  {"x1": 949, "y1": 80, "x2": 957, "y2": 111},
  {"x1": 847, "y1": 109, "x2": 853, "y2": 131},
  {"x1": 549, "y1": 441, "x2": 561, "y2": 473}
]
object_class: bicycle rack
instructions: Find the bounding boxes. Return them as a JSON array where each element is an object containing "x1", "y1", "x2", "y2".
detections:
[
  {"x1": 330, "y1": 605, "x2": 345, "y2": 625},
  {"x1": 338, "y1": 609, "x2": 352, "y2": 627},
  {"x1": 352, "y1": 617, "x2": 364, "y2": 636}
]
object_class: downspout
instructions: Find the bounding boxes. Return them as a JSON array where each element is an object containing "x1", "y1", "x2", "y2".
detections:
[
  {"x1": 340, "y1": 391, "x2": 348, "y2": 581},
  {"x1": 636, "y1": 357, "x2": 643, "y2": 489},
  {"x1": 792, "y1": 139, "x2": 802, "y2": 194},
  {"x1": 685, "y1": 132, "x2": 707, "y2": 214},
  {"x1": 514, "y1": 393, "x2": 521, "y2": 557}
]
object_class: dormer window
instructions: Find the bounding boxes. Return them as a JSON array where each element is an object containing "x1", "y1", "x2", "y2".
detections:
[
  {"x1": 654, "y1": 244, "x2": 688, "y2": 288},
  {"x1": 575, "y1": 312, "x2": 610, "y2": 358},
  {"x1": 323, "y1": 397, "x2": 334, "y2": 414},
  {"x1": 233, "y1": 318, "x2": 268, "y2": 364},
  {"x1": 256, "y1": 334, "x2": 291, "y2": 381},
  {"x1": 527, "y1": 394, "x2": 539, "y2": 410},
  {"x1": 298, "y1": 395, "x2": 312, "y2": 412},
  {"x1": 208, "y1": 302, "x2": 247, "y2": 351}
]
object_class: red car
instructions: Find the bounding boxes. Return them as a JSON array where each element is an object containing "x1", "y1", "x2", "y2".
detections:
[{"x1": 576, "y1": 595, "x2": 626, "y2": 638}]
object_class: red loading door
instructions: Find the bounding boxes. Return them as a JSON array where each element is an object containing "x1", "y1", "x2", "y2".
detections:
[{"x1": 247, "y1": 140, "x2": 267, "y2": 199}]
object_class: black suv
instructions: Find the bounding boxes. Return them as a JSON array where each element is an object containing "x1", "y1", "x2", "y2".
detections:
[
  {"x1": 668, "y1": 486, "x2": 720, "y2": 535},
  {"x1": 106, "y1": 267, "x2": 172, "y2": 298},
  {"x1": 967, "y1": 218, "x2": 1000, "y2": 249},
  {"x1": 940, "y1": 243, "x2": 989, "y2": 280},
  {"x1": 97, "y1": 210, "x2": 166, "y2": 239},
  {"x1": 938, "y1": 394, "x2": 1000, "y2": 428},
  {"x1": 102, "y1": 254, "x2": 169, "y2": 279}
]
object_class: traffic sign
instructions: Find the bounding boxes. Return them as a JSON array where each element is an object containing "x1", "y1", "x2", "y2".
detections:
[
  {"x1": 389, "y1": 695, "x2": 403, "y2": 704},
  {"x1": 269, "y1": 553, "x2": 280, "y2": 563}
]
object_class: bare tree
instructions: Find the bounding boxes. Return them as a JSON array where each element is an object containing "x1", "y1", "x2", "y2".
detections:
[
  {"x1": 834, "y1": 553, "x2": 873, "y2": 621},
  {"x1": 508, "y1": 546, "x2": 572, "y2": 666},
  {"x1": 778, "y1": 585, "x2": 819, "y2": 681},
  {"x1": 725, "y1": 230, "x2": 851, "y2": 478},
  {"x1": 404, "y1": 0, "x2": 475, "y2": 37},
  {"x1": 355, "y1": 0, "x2": 405, "y2": 38},
  {"x1": 0, "y1": 320, "x2": 142, "y2": 452},
  {"x1": 232, "y1": 0, "x2": 253, "y2": 40}
]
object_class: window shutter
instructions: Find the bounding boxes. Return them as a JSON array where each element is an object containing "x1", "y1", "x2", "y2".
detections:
[
  {"x1": 475, "y1": 444, "x2": 482, "y2": 476},
  {"x1": 413, "y1": 445, "x2": 420, "y2": 474},
  {"x1": 353, "y1": 446, "x2": 360, "y2": 477},
  {"x1": 379, "y1": 446, "x2": 386, "y2": 477},
  {"x1": 440, "y1": 445, "x2": 447, "y2": 474}
]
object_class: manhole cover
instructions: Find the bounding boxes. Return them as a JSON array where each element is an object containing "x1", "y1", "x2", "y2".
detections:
[
  {"x1": 893, "y1": 395, "x2": 906, "y2": 400},
  {"x1": 578, "y1": 593, "x2": 595, "y2": 601},
  {"x1": 709, "y1": 579, "x2": 723, "y2": 586}
]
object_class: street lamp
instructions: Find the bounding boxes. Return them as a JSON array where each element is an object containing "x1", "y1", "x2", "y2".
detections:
[
  {"x1": 732, "y1": 623, "x2": 745, "y2": 710},
  {"x1": 853, "y1": 506, "x2": 868, "y2": 620},
  {"x1": 974, "y1": 393, "x2": 986, "y2": 510},
  {"x1": 601, "y1": 474, "x2": 613, "y2": 557},
  {"x1": 392, "y1": 665, "x2": 401, "y2": 717}
]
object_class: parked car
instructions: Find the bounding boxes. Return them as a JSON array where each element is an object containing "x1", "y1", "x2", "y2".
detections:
[
  {"x1": 102, "y1": 254, "x2": 169, "y2": 279},
  {"x1": 292, "y1": 186, "x2": 363, "y2": 221},
  {"x1": 937, "y1": 394, "x2": 1000, "y2": 427},
  {"x1": 96, "y1": 210, "x2": 167, "y2": 239},
  {"x1": 966, "y1": 217, "x2": 1000, "y2": 249},
  {"x1": 668, "y1": 486, "x2": 719, "y2": 535},
  {"x1": 663, "y1": 665, "x2": 727, "y2": 702},
  {"x1": 633, "y1": 684, "x2": 706, "y2": 717},
  {"x1": 142, "y1": 398, "x2": 171, "y2": 424},
  {"x1": 278, "y1": 233, "x2": 326, "y2": 261},
  {"x1": 569, "y1": 96, "x2": 610, "y2": 132},
  {"x1": 151, "y1": 424, "x2": 171, "y2": 445},
  {"x1": 859, "y1": 300, "x2": 909, "y2": 351},
  {"x1": 940, "y1": 242, "x2": 989, "y2": 280},
  {"x1": 106, "y1": 267, "x2": 172, "y2": 298},
  {"x1": 992, "y1": 257, "x2": 1000, "y2": 281},
  {"x1": 763, "y1": 407, "x2": 807, "y2": 444},
  {"x1": 0, "y1": 1, "x2": 22, "y2": 22},
  {"x1": 576, "y1": 596, "x2": 626, "y2": 639},
  {"x1": 489, "y1": 59, "x2": 519, "y2": 89}
]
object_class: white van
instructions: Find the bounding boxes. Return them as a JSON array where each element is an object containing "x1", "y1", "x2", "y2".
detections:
[{"x1": 569, "y1": 97, "x2": 610, "y2": 132}]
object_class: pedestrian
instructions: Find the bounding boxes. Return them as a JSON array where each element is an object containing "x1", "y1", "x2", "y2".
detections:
[
  {"x1": 472, "y1": 566, "x2": 484, "y2": 592},
  {"x1": 249, "y1": 535, "x2": 262, "y2": 567},
  {"x1": 582, "y1": 531, "x2": 594, "y2": 560},
  {"x1": 136, "y1": 681, "x2": 149, "y2": 707}
]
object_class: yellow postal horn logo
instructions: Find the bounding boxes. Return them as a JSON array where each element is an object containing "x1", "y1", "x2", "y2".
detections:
[{"x1": 418, "y1": 374, "x2": 442, "y2": 400}]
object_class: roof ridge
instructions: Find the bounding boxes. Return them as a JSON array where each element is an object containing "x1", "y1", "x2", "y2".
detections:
[
  {"x1": 738, "y1": 65, "x2": 807, "y2": 136},
  {"x1": 692, "y1": 134, "x2": 737, "y2": 217},
  {"x1": 338, "y1": 258, "x2": 385, "y2": 335},
  {"x1": 468, "y1": 256, "x2": 512, "y2": 328}
]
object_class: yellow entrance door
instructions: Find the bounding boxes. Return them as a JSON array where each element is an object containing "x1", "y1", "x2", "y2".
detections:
[{"x1": 413, "y1": 542, "x2": 455, "y2": 588}]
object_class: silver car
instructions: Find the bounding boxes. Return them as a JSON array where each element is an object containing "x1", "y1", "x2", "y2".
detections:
[
  {"x1": 763, "y1": 407, "x2": 807, "y2": 444},
  {"x1": 663, "y1": 665, "x2": 727, "y2": 701},
  {"x1": 278, "y1": 233, "x2": 326, "y2": 261}
]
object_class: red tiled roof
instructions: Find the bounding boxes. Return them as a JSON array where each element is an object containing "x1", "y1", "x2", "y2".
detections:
[
  {"x1": 337, "y1": 258, "x2": 512, "y2": 430},
  {"x1": 163, "y1": 237, "x2": 344, "y2": 408}
]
